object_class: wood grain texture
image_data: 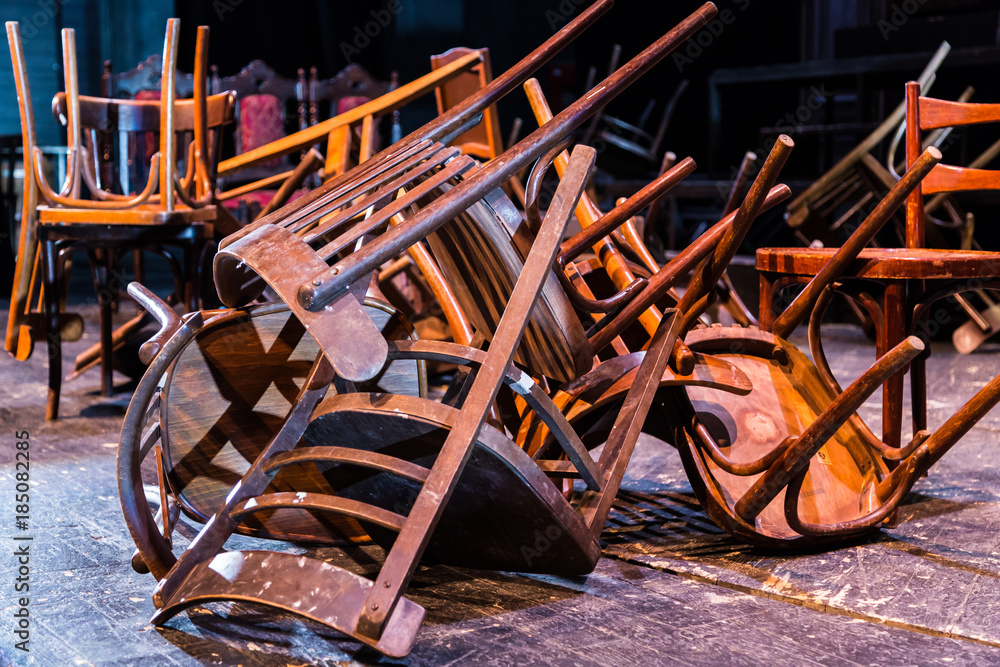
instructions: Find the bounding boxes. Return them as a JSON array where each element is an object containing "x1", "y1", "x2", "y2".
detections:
[
  {"x1": 757, "y1": 247, "x2": 1000, "y2": 280},
  {"x1": 918, "y1": 95, "x2": 1000, "y2": 131},
  {"x1": 425, "y1": 183, "x2": 592, "y2": 382},
  {"x1": 674, "y1": 331, "x2": 889, "y2": 547},
  {"x1": 162, "y1": 300, "x2": 422, "y2": 543}
]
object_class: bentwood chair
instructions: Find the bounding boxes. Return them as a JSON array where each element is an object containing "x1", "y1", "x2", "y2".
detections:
[
  {"x1": 674, "y1": 146, "x2": 1000, "y2": 549},
  {"x1": 116, "y1": 4, "x2": 763, "y2": 656},
  {"x1": 5, "y1": 20, "x2": 234, "y2": 418},
  {"x1": 759, "y1": 82, "x2": 1000, "y2": 451}
]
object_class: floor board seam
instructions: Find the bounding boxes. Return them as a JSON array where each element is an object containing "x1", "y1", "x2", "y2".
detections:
[{"x1": 603, "y1": 551, "x2": 1000, "y2": 650}]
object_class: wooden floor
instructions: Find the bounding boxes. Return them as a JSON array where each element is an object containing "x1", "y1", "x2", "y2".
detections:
[{"x1": 2, "y1": 300, "x2": 1000, "y2": 665}]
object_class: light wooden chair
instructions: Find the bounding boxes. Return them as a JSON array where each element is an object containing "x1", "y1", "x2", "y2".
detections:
[{"x1": 5, "y1": 20, "x2": 235, "y2": 418}]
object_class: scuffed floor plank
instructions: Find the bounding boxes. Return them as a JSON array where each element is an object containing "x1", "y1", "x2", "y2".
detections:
[{"x1": 2, "y1": 305, "x2": 1000, "y2": 664}]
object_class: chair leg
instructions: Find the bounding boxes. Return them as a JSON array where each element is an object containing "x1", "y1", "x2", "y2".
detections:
[
  {"x1": 42, "y1": 238, "x2": 61, "y2": 420},
  {"x1": 881, "y1": 281, "x2": 906, "y2": 449},
  {"x1": 759, "y1": 271, "x2": 776, "y2": 331},
  {"x1": 90, "y1": 250, "x2": 114, "y2": 397},
  {"x1": 911, "y1": 352, "x2": 927, "y2": 434},
  {"x1": 910, "y1": 303, "x2": 930, "y2": 435},
  {"x1": 133, "y1": 249, "x2": 145, "y2": 286},
  {"x1": 183, "y1": 241, "x2": 198, "y2": 312}
]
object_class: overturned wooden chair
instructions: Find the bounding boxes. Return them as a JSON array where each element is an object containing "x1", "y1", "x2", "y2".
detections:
[
  {"x1": 116, "y1": 3, "x2": 783, "y2": 656},
  {"x1": 5, "y1": 20, "x2": 234, "y2": 418},
  {"x1": 666, "y1": 146, "x2": 980, "y2": 548}
]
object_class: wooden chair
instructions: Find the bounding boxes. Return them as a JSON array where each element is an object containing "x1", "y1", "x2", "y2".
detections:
[
  {"x1": 5, "y1": 20, "x2": 234, "y2": 419},
  {"x1": 117, "y1": 4, "x2": 771, "y2": 656},
  {"x1": 430, "y1": 47, "x2": 504, "y2": 161},
  {"x1": 109, "y1": 52, "x2": 195, "y2": 99},
  {"x1": 884, "y1": 86, "x2": 1000, "y2": 355},
  {"x1": 673, "y1": 146, "x2": 1000, "y2": 547},
  {"x1": 760, "y1": 82, "x2": 1000, "y2": 451},
  {"x1": 116, "y1": 284, "x2": 426, "y2": 577}
]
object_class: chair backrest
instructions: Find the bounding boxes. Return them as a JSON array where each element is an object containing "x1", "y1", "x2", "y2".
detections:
[
  {"x1": 212, "y1": 59, "x2": 300, "y2": 160},
  {"x1": 425, "y1": 185, "x2": 592, "y2": 383},
  {"x1": 430, "y1": 47, "x2": 503, "y2": 161},
  {"x1": 53, "y1": 90, "x2": 235, "y2": 196},
  {"x1": 905, "y1": 79, "x2": 1000, "y2": 248},
  {"x1": 109, "y1": 53, "x2": 196, "y2": 99},
  {"x1": 309, "y1": 62, "x2": 391, "y2": 120}
]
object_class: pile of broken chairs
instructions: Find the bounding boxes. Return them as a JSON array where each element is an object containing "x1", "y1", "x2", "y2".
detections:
[{"x1": 114, "y1": 1, "x2": 1000, "y2": 658}]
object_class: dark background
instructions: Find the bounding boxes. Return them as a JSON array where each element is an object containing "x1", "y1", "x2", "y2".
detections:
[{"x1": 3, "y1": 0, "x2": 1000, "y2": 253}]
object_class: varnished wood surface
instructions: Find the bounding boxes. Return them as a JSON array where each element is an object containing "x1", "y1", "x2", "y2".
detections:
[
  {"x1": 53, "y1": 91, "x2": 235, "y2": 133},
  {"x1": 305, "y1": 391, "x2": 600, "y2": 573},
  {"x1": 757, "y1": 247, "x2": 1000, "y2": 280},
  {"x1": 37, "y1": 204, "x2": 217, "y2": 225},
  {"x1": 426, "y1": 183, "x2": 592, "y2": 382},
  {"x1": 676, "y1": 332, "x2": 888, "y2": 546},
  {"x1": 918, "y1": 94, "x2": 1000, "y2": 130},
  {"x1": 431, "y1": 47, "x2": 503, "y2": 161},
  {"x1": 162, "y1": 301, "x2": 422, "y2": 543}
]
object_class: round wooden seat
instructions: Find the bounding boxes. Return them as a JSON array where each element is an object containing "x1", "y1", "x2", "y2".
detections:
[
  {"x1": 757, "y1": 247, "x2": 1000, "y2": 281},
  {"x1": 674, "y1": 329, "x2": 892, "y2": 547},
  {"x1": 160, "y1": 300, "x2": 422, "y2": 544},
  {"x1": 304, "y1": 392, "x2": 600, "y2": 574}
]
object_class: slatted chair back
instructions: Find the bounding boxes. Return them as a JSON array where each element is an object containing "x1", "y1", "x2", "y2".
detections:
[{"x1": 906, "y1": 80, "x2": 1000, "y2": 248}]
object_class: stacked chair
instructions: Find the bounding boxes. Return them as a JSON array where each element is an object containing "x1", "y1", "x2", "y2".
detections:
[
  {"x1": 97, "y1": 0, "x2": 1000, "y2": 660},
  {"x1": 5, "y1": 20, "x2": 233, "y2": 418},
  {"x1": 115, "y1": 2, "x2": 784, "y2": 655}
]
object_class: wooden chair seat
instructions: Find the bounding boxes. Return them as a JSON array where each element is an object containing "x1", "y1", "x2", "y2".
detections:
[
  {"x1": 757, "y1": 246, "x2": 1000, "y2": 281},
  {"x1": 302, "y1": 392, "x2": 600, "y2": 573},
  {"x1": 156, "y1": 300, "x2": 422, "y2": 545},
  {"x1": 676, "y1": 329, "x2": 891, "y2": 547},
  {"x1": 37, "y1": 204, "x2": 217, "y2": 227}
]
